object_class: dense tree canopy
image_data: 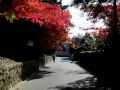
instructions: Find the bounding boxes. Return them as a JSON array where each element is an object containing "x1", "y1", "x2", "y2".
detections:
[
  {"x1": 80, "y1": 2, "x2": 120, "y2": 50},
  {"x1": 0, "y1": 0, "x2": 72, "y2": 56}
]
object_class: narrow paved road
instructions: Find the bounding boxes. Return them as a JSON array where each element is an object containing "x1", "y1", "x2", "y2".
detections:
[{"x1": 19, "y1": 57, "x2": 93, "y2": 90}]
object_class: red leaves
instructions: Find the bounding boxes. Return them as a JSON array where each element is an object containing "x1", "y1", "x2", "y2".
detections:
[
  {"x1": 81, "y1": 3, "x2": 120, "y2": 40},
  {"x1": 91, "y1": 28, "x2": 109, "y2": 39},
  {"x1": 11, "y1": 0, "x2": 72, "y2": 50},
  {"x1": 12, "y1": 0, "x2": 72, "y2": 31}
]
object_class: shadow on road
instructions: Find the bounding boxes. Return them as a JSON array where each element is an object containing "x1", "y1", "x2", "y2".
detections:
[
  {"x1": 50, "y1": 77, "x2": 111, "y2": 90},
  {"x1": 27, "y1": 69, "x2": 54, "y2": 80}
]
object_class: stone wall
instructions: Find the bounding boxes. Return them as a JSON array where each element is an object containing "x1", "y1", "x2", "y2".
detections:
[
  {"x1": 0, "y1": 55, "x2": 53, "y2": 90},
  {"x1": 44, "y1": 54, "x2": 53, "y2": 64},
  {"x1": 0, "y1": 58, "x2": 35, "y2": 90}
]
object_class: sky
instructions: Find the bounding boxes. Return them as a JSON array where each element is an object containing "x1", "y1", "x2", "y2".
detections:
[{"x1": 61, "y1": 0, "x2": 106, "y2": 38}]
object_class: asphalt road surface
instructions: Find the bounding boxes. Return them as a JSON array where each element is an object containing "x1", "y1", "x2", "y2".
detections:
[{"x1": 16, "y1": 57, "x2": 93, "y2": 90}]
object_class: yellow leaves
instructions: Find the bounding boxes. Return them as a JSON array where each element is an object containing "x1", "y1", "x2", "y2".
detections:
[
  {"x1": 0, "y1": 1, "x2": 16, "y2": 23},
  {"x1": 0, "y1": 11, "x2": 16, "y2": 23},
  {"x1": 4, "y1": 10, "x2": 16, "y2": 23},
  {"x1": 0, "y1": 10, "x2": 16, "y2": 23}
]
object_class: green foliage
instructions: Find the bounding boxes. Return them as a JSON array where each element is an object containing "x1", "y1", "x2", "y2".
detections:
[
  {"x1": 0, "y1": 10, "x2": 16, "y2": 23},
  {"x1": 4, "y1": 10, "x2": 16, "y2": 23},
  {"x1": 83, "y1": 33, "x2": 94, "y2": 43},
  {"x1": 81, "y1": 33, "x2": 96, "y2": 51},
  {"x1": 72, "y1": 33, "x2": 105, "y2": 51},
  {"x1": 95, "y1": 36, "x2": 105, "y2": 50},
  {"x1": 0, "y1": 0, "x2": 16, "y2": 23}
]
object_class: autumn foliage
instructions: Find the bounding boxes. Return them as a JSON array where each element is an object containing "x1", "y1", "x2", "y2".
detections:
[
  {"x1": 12, "y1": 0, "x2": 71, "y2": 30},
  {"x1": 90, "y1": 28, "x2": 109, "y2": 40},
  {"x1": 81, "y1": 3, "x2": 120, "y2": 39},
  {"x1": 0, "y1": 0, "x2": 72, "y2": 53}
]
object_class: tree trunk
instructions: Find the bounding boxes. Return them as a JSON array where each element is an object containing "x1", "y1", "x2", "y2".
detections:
[{"x1": 113, "y1": 0, "x2": 118, "y2": 51}]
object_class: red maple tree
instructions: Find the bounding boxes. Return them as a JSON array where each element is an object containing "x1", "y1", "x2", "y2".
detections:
[
  {"x1": 81, "y1": 4, "x2": 120, "y2": 39},
  {"x1": 12, "y1": 0, "x2": 72, "y2": 31},
  {"x1": 11, "y1": 0, "x2": 72, "y2": 51}
]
